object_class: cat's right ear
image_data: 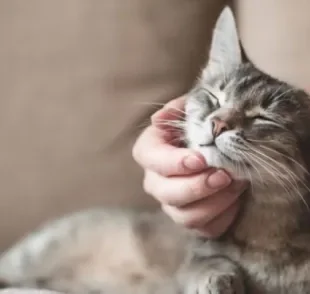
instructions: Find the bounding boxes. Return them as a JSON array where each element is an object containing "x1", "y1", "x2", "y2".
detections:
[{"x1": 202, "y1": 6, "x2": 242, "y2": 84}]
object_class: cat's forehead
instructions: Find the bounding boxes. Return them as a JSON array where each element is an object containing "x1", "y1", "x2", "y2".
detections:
[{"x1": 224, "y1": 65, "x2": 300, "y2": 113}]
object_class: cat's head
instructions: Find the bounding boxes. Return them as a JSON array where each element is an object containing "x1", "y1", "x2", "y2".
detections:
[{"x1": 185, "y1": 7, "x2": 310, "y2": 194}]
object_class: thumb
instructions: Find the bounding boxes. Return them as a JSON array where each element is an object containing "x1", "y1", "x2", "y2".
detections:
[{"x1": 133, "y1": 126, "x2": 206, "y2": 176}]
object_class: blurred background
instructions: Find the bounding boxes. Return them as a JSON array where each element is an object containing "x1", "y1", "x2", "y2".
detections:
[{"x1": 0, "y1": 0, "x2": 310, "y2": 251}]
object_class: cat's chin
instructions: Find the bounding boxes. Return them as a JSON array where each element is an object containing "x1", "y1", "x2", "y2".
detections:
[{"x1": 194, "y1": 145, "x2": 248, "y2": 181}]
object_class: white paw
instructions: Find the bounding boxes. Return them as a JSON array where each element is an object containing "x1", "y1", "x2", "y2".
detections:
[{"x1": 184, "y1": 273, "x2": 242, "y2": 294}]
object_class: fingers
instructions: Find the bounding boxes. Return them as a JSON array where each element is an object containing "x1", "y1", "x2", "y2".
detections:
[
  {"x1": 143, "y1": 169, "x2": 232, "y2": 207},
  {"x1": 133, "y1": 125, "x2": 206, "y2": 177},
  {"x1": 133, "y1": 96, "x2": 201, "y2": 177},
  {"x1": 151, "y1": 96, "x2": 186, "y2": 129},
  {"x1": 132, "y1": 95, "x2": 247, "y2": 239},
  {"x1": 161, "y1": 181, "x2": 246, "y2": 229}
]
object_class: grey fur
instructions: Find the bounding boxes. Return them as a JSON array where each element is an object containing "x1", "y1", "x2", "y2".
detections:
[
  {"x1": 1, "y1": 5, "x2": 310, "y2": 294},
  {"x1": 183, "y1": 5, "x2": 310, "y2": 294}
]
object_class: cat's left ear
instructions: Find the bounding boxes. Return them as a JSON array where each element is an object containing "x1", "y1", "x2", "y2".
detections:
[{"x1": 202, "y1": 6, "x2": 242, "y2": 84}]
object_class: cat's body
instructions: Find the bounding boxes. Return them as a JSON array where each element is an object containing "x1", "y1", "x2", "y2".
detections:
[
  {"x1": 2, "y1": 6, "x2": 310, "y2": 294},
  {"x1": 0, "y1": 209, "x2": 187, "y2": 293},
  {"x1": 189, "y1": 195, "x2": 310, "y2": 294},
  {"x1": 2, "y1": 199, "x2": 310, "y2": 293}
]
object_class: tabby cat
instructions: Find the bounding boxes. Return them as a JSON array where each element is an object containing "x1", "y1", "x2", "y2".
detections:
[{"x1": 1, "y1": 6, "x2": 310, "y2": 294}]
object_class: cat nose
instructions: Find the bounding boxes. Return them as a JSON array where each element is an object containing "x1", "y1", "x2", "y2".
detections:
[{"x1": 211, "y1": 117, "x2": 230, "y2": 137}]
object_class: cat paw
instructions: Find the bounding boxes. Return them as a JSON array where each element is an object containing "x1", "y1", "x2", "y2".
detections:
[{"x1": 184, "y1": 273, "x2": 244, "y2": 294}]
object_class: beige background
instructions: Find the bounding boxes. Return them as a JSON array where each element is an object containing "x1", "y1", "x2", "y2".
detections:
[{"x1": 0, "y1": 0, "x2": 309, "y2": 250}]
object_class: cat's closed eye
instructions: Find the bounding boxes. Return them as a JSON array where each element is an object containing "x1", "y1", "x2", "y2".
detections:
[{"x1": 248, "y1": 114, "x2": 275, "y2": 123}]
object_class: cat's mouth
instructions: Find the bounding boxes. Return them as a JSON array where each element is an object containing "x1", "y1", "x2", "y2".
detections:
[
  {"x1": 199, "y1": 143, "x2": 215, "y2": 147},
  {"x1": 199, "y1": 143, "x2": 234, "y2": 160},
  {"x1": 199, "y1": 141, "x2": 237, "y2": 162},
  {"x1": 186, "y1": 129, "x2": 252, "y2": 178},
  {"x1": 194, "y1": 140, "x2": 252, "y2": 180}
]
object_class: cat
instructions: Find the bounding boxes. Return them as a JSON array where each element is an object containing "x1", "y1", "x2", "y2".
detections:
[
  {"x1": 0, "y1": 209, "x2": 187, "y2": 294},
  {"x1": 2, "y1": 5, "x2": 310, "y2": 294}
]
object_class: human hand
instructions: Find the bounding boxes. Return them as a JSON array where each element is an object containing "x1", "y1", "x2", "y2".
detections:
[{"x1": 133, "y1": 97, "x2": 247, "y2": 238}]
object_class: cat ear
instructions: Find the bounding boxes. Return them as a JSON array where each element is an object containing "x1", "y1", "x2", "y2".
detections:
[{"x1": 202, "y1": 6, "x2": 241, "y2": 83}]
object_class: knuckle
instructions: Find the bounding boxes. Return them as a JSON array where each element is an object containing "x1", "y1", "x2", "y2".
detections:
[
  {"x1": 183, "y1": 211, "x2": 212, "y2": 229},
  {"x1": 158, "y1": 182, "x2": 185, "y2": 206},
  {"x1": 131, "y1": 127, "x2": 151, "y2": 164},
  {"x1": 175, "y1": 160, "x2": 186, "y2": 175},
  {"x1": 164, "y1": 207, "x2": 199, "y2": 229},
  {"x1": 143, "y1": 172, "x2": 167, "y2": 204},
  {"x1": 163, "y1": 194, "x2": 183, "y2": 207},
  {"x1": 155, "y1": 165, "x2": 170, "y2": 177},
  {"x1": 134, "y1": 152, "x2": 170, "y2": 178},
  {"x1": 142, "y1": 172, "x2": 154, "y2": 196},
  {"x1": 169, "y1": 212, "x2": 190, "y2": 227},
  {"x1": 156, "y1": 155, "x2": 185, "y2": 177},
  {"x1": 182, "y1": 218, "x2": 200, "y2": 229},
  {"x1": 160, "y1": 192, "x2": 176, "y2": 206},
  {"x1": 132, "y1": 140, "x2": 141, "y2": 163},
  {"x1": 189, "y1": 176, "x2": 207, "y2": 198}
]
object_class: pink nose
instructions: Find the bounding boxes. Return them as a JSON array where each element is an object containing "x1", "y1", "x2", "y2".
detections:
[{"x1": 211, "y1": 117, "x2": 230, "y2": 137}]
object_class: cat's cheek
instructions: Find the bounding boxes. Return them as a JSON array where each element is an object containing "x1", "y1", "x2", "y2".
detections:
[
  {"x1": 184, "y1": 121, "x2": 203, "y2": 148},
  {"x1": 196, "y1": 146, "x2": 222, "y2": 168},
  {"x1": 185, "y1": 120, "x2": 213, "y2": 149},
  {"x1": 196, "y1": 146, "x2": 245, "y2": 180}
]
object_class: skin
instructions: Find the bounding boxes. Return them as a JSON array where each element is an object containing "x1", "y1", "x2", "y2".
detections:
[{"x1": 132, "y1": 97, "x2": 247, "y2": 237}]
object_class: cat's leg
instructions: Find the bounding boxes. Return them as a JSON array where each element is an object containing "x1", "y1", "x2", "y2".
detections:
[{"x1": 178, "y1": 256, "x2": 245, "y2": 294}]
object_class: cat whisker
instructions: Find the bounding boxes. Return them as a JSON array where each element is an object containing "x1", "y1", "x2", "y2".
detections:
[
  {"x1": 135, "y1": 100, "x2": 207, "y2": 128},
  {"x1": 272, "y1": 88, "x2": 295, "y2": 101},
  {"x1": 245, "y1": 150, "x2": 297, "y2": 203},
  {"x1": 245, "y1": 142, "x2": 309, "y2": 195},
  {"x1": 239, "y1": 153, "x2": 255, "y2": 194},
  {"x1": 134, "y1": 119, "x2": 186, "y2": 140},
  {"x1": 165, "y1": 135, "x2": 186, "y2": 147},
  {"x1": 245, "y1": 143, "x2": 300, "y2": 183},
  {"x1": 154, "y1": 118, "x2": 185, "y2": 123},
  {"x1": 238, "y1": 150, "x2": 264, "y2": 184},
  {"x1": 244, "y1": 141, "x2": 296, "y2": 176},
  {"x1": 247, "y1": 138, "x2": 279, "y2": 143},
  {"x1": 243, "y1": 143, "x2": 310, "y2": 209},
  {"x1": 154, "y1": 111, "x2": 202, "y2": 127},
  {"x1": 136, "y1": 101, "x2": 167, "y2": 106},
  {"x1": 269, "y1": 84, "x2": 283, "y2": 100},
  {"x1": 135, "y1": 101, "x2": 188, "y2": 117},
  {"x1": 241, "y1": 142, "x2": 299, "y2": 191},
  {"x1": 154, "y1": 122, "x2": 187, "y2": 134},
  {"x1": 132, "y1": 113, "x2": 186, "y2": 132},
  {"x1": 154, "y1": 111, "x2": 186, "y2": 122},
  {"x1": 154, "y1": 119, "x2": 186, "y2": 127},
  {"x1": 134, "y1": 121, "x2": 152, "y2": 131},
  {"x1": 258, "y1": 144, "x2": 309, "y2": 176}
]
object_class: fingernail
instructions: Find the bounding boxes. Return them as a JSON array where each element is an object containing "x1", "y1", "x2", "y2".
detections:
[
  {"x1": 183, "y1": 155, "x2": 205, "y2": 171},
  {"x1": 207, "y1": 170, "x2": 231, "y2": 189}
]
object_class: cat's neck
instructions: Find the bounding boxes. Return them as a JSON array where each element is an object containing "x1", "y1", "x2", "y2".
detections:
[{"x1": 228, "y1": 184, "x2": 310, "y2": 251}]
